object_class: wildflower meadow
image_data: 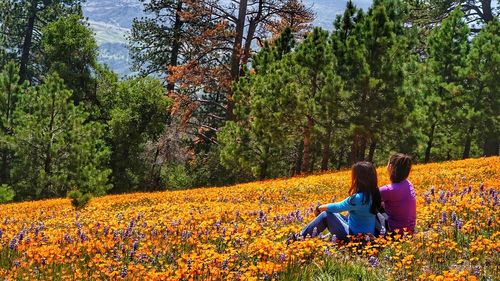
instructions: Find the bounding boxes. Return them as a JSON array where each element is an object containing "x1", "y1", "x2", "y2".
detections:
[{"x1": 0, "y1": 157, "x2": 498, "y2": 280}]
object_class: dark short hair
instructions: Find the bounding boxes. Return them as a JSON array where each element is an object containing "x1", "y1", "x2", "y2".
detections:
[{"x1": 388, "y1": 153, "x2": 412, "y2": 183}]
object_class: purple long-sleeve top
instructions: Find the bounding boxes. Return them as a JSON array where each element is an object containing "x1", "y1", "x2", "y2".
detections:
[{"x1": 379, "y1": 179, "x2": 416, "y2": 232}]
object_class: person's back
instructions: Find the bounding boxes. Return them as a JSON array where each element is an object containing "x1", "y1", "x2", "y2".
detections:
[
  {"x1": 380, "y1": 153, "x2": 416, "y2": 233},
  {"x1": 380, "y1": 179, "x2": 416, "y2": 232}
]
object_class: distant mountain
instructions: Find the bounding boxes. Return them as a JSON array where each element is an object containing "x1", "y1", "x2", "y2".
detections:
[{"x1": 82, "y1": 0, "x2": 372, "y2": 77}]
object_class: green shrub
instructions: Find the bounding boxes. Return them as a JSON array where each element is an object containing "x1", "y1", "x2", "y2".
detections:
[
  {"x1": 161, "y1": 164, "x2": 193, "y2": 190},
  {"x1": 0, "y1": 184, "x2": 15, "y2": 203},
  {"x1": 67, "y1": 190, "x2": 92, "y2": 209}
]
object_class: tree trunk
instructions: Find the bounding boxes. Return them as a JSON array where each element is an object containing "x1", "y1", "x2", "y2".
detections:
[
  {"x1": 462, "y1": 125, "x2": 474, "y2": 159},
  {"x1": 19, "y1": 6, "x2": 37, "y2": 83},
  {"x1": 350, "y1": 133, "x2": 367, "y2": 164},
  {"x1": 336, "y1": 146, "x2": 345, "y2": 170},
  {"x1": 481, "y1": 0, "x2": 494, "y2": 22},
  {"x1": 167, "y1": 0, "x2": 184, "y2": 93},
  {"x1": 483, "y1": 137, "x2": 499, "y2": 156},
  {"x1": 294, "y1": 141, "x2": 303, "y2": 175},
  {"x1": 259, "y1": 160, "x2": 268, "y2": 180},
  {"x1": 321, "y1": 128, "x2": 331, "y2": 171},
  {"x1": 310, "y1": 143, "x2": 316, "y2": 172},
  {"x1": 367, "y1": 140, "x2": 377, "y2": 162},
  {"x1": 424, "y1": 122, "x2": 436, "y2": 163},
  {"x1": 227, "y1": 0, "x2": 248, "y2": 120},
  {"x1": 301, "y1": 116, "x2": 314, "y2": 173}
]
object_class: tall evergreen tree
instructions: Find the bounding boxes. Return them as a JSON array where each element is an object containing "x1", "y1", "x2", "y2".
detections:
[
  {"x1": 462, "y1": 20, "x2": 500, "y2": 157},
  {"x1": 423, "y1": 7, "x2": 470, "y2": 162},
  {"x1": 220, "y1": 29, "x2": 299, "y2": 179},
  {"x1": 293, "y1": 27, "x2": 341, "y2": 173},
  {"x1": 0, "y1": 0, "x2": 83, "y2": 83},
  {"x1": 0, "y1": 62, "x2": 26, "y2": 185},
  {"x1": 11, "y1": 73, "x2": 111, "y2": 199},
  {"x1": 40, "y1": 14, "x2": 99, "y2": 105}
]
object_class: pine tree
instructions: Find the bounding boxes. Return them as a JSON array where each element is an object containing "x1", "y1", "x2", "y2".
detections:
[
  {"x1": 0, "y1": 62, "x2": 26, "y2": 184},
  {"x1": 293, "y1": 27, "x2": 341, "y2": 172},
  {"x1": 11, "y1": 73, "x2": 111, "y2": 199},
  {"x1": 40, "y1": 14, "x2": 98, "y2": 105},
  {"x1": 0, "y1": 0, "x2": 83, "y2": 83},
  {"x1": 219, "y1": 29, "x2": 299, "y2": 179},
  {"x1": 462, "y1": 20, "x2": 500, "y2": 157},
  {"x1": 423, "y1": 7, "x2": 470, "y2": 162}
]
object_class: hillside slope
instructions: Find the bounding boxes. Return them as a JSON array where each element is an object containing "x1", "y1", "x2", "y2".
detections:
[{"x1": 0, "y1": 157, "x2": 498, "y2": 279}]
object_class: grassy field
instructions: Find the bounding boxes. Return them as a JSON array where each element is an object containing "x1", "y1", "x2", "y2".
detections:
[{"x1": 0, "y1": 157, "x2": 498, "y2": 280}]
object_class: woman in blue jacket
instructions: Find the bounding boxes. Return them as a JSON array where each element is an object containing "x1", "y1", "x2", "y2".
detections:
[{"x1": 299, "y1": 161, "x2": 382, "y2": 239}]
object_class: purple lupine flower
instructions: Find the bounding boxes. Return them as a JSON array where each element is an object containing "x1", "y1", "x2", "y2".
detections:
[
  {"x1": 14, "y1": 260, "x2": 20, "y2": 267},
  {"x1": 221, "y1": 259, "x2": 229, "y2": 270},
  {"x1": 3, "y1": 218, "x2": 8, "y2": 225},
  {"x1": 246, "y1": 228, "x2": 251, "y2": 236},
  {"x1": 17, "y1": 230, "x2": 25, "y2": 242},
  {"x1": 441, "y1": 212, "x2": 447, "y2": 223},
  {"x1": 323, "y1": 248, "x2": 332, "y2": 257},
  {"x1": 103, "y1": 226, "x2": 110, "y2": 236},
  {"x1": 487, "y1": 216, "x2": 493, "y2": 227},
  {"x1": 438, "y1": 190, "x2": 446, "y2": 203},
  {"x1": 133, "y1": 240, "x2": 139, "y2": 251},
  {"x1": 41, "y1": 258, "x2": 46, "y2": 265},
  {"x1": 369, "y1": 256, "x2": 380, "y2": 267},
  {"x1": 430, "y1": 186, "x2": 435, "y2": 196},
  {"x1": 235, "y1": 210, "x2": 240, "y2": 219},
  {"x1": 258, "y1": 210, "x2": 266, "y2": 222},
  {"x1": 451, "y1": 212, "x2": 457, "y2": 222},
  {"x1": 279, "y1": 252, "x2": 287, "y2": 262},
  {"x1": 64, "y1": 233, "x2": 72, "y2": 244},
  {"x1": 181, "y1": 231, "x2": 192, "y2": 240},
  {"x1": 120, "y1": 266, "x2": 128, "y2": 278},
  {"x1": 425, "y1": 197, "x2": 431, "y2": 205},
  {"x1": 9, "y1": 238, "x2": 18, "y2": 250},
  {"x1": 129, "y1": 250, "x2": 135, "y2": 259},
  {"x1": 472, "y1": 265, "x2": 481, "y2": 276},
  {"x1": 108, "y1": 265, "x2": 113, "y2": 273},
  {"x1": 0, "y1": 228, "x2": 3, "y2": 239},
  {"x1": 331, "y1": 234, "x2": 337, "y2": 243},
  {"x1": 455, "y1": 219, "x2": 463, "y2": 229},
  {"x1": 312, "y1": 227, "x2": 318, "y2": 237},
  {"x1": 187, "y1": 258, "x2": 192, "y2": 269},
  {"x1": 215, "y1": 220, "x2": 221, "y2": 230}
]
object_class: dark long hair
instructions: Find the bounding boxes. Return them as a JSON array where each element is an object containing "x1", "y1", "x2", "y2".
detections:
[{"x1": 348, "y1": 161, "x2": 381, "y2": 214}]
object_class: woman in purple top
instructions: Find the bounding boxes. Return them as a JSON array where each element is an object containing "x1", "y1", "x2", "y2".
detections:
[{"x1": 379, "y1": 153, "x2": 417, "y2": 233}]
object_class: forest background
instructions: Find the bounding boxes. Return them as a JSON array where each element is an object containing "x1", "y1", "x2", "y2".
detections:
[{"x1": 0, "y1": 0, "x2": 498, "y2": 203}]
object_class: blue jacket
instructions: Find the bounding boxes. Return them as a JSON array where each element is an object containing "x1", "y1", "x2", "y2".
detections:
[{"x1": 326, "y1": 193, "x2": 375, "y2": 235}]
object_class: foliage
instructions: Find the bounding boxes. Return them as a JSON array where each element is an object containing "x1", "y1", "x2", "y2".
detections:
[
  {"x1": 0, "y1": 0, "x2": 84, "y2": 82},
  {"x1": 101, "y1": 75, "x2": 170, "y2": 192},
  {"x1": 67, "y1": 189, "x2": 91, "y2": 209},
  {"x1": 10, "y1": 73, "x2": 111, "y2": 199},
  {"x1": 40, "y1": 14, "x2": 98, "y2": 104},
  {"x1": 0, "y1": 157, "x2": 497, "y2": 279},
  {"x1": 0, "y1": 62, "x2": 26, "y2": 185},
  {"x1": 0, "y1": 184, "x2": 14, "y2": 203},
  {"x1": 420, "y1": 7, "x2": 470, "y2": 162}
]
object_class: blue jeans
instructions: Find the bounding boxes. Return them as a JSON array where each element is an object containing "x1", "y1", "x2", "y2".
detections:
[{"x1": 300, "y1": 211, "x2": 349, "y2": 239}]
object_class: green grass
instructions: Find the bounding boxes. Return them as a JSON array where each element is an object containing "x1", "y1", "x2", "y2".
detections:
[{"x1": 278, "y1": 256, "x2": 385, "y2": 281}]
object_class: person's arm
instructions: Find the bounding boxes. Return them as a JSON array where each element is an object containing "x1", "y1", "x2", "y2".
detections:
[{"x1": 314, "y1": 196, "x2": 357, "y2": 216}]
